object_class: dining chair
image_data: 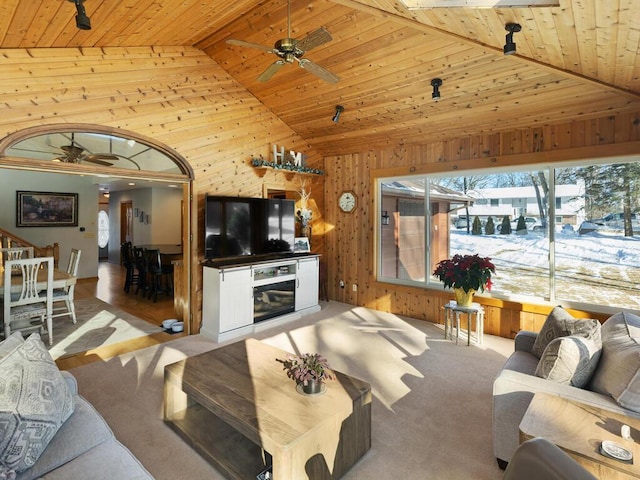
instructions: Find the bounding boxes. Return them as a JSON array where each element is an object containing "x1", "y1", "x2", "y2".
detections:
[
  {"x1": 144, "y1": 249, "x2": 173, "y2": 303},
  {"x1": 121, "y1": 242, "x2": 136, "y2": 293},
  {"x1": 51, "y1": 248, "x2": 81, "y2": 324},
  {"x1": 2, "y1": 256, "x2": 54, "y2": 344},
  {"x1": 0, "y1": 246, "x2": 34, "y2": 267},
  {"x1": 133, "y1": 246, "x2": 147, "y2": 295}
]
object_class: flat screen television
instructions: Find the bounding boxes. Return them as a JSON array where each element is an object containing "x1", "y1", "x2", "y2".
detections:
[{"x1": 204, "y1": 195, "x2": 295, "y2": 260}]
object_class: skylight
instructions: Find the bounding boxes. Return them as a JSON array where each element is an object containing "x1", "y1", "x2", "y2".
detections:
[{"x1": 399, "y1": 0, "x2": 558, "y2": 8}]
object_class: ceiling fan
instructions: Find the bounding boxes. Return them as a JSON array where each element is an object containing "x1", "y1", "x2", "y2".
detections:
[
  {"x1": 54, "y1": 134, "x2": 119, "y2": 166},
  {"x1": 226, "y1": 0, "x2": 340, "y2": 83}
]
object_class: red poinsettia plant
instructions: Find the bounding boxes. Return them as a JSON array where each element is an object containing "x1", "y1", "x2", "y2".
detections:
[{"x1": 433, "y1": 254, "x2": 495, "y2": 293}]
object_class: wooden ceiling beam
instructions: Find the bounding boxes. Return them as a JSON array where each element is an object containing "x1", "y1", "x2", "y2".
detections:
[{"x1": 330, "y1": 0, "x2": 640, "y2": 99}]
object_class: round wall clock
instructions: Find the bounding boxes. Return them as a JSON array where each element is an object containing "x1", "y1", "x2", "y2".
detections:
[{"x1": 338, "y1": 191, "x2": 357, "y2": 213}]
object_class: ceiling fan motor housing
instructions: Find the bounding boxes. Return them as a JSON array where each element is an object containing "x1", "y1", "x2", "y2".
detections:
[{"x1": 275, "y1": 38, "x2": 303, "y2": 59}]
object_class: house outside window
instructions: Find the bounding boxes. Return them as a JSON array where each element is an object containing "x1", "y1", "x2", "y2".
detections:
[{"x1": 377, "y1": 160, "x2": 640, "y2": 312}]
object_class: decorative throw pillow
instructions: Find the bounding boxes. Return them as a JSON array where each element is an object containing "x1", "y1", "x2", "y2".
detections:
[
  {"x1": 589, "y1": 311, "x2": 640, "y2": 413},
  {"x1": 531, "y1": 306, "x2": 600, "y2": 358},
  {"x1": 535, "y1": 326, "x2": 602, "y2": 387},
  {"x1": 0, "y1": 333, "x2": 75, "y2": 476},
  {"x1": 0, "y1": 332, "x2": 24, "y2": 361}
]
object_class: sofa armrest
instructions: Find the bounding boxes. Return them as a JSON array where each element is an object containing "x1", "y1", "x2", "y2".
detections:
[
  {"x1": 514, "y1": 331, "x2": 537, "y2": 353},
  {"x1": 60, "y1": 370, "x2": 79, "y2": 395},
  {"x1": 504, "y1": 438, "x2": 597, "y2": 480}
]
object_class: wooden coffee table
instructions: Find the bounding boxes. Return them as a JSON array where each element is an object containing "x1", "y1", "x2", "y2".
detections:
[
  {"x1": 164, "y1": 338, "x2": 371, "y2": 479},
  {"x1": 519, "y1": 393, "x2": 640, "y2": 479}
]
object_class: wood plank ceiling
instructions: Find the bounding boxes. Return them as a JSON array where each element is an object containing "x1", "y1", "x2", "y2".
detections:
[{"x1": 0, "y1": 0, "x2": 638, "y2": 157}]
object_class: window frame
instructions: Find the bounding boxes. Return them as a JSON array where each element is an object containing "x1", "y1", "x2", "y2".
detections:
[{"x1": 375, "y1": 154, "x2": 640, "y2": 315}]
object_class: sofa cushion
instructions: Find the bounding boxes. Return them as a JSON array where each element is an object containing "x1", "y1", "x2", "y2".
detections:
[
  {"x1": 0, "y1": 333, "x2": 75, "y2": 476},
  {"x1": 15, "y1": 395, "x2": 115, "y2": 480},
  {"x1": 0, "y1": 332, "x2": 26, "y2": 361},
  {"x1": 531, "y1": 306, "x2": 599, "y2": 358},
  {"x1": 589, "y1": 311, "x2": 640, "y2": 413},
  {"x1": 32, "y1": 439, "x2": 154, "y2": 480},
  {"x1": 535, "y1": 328, "x2": 602, "y2": 387}
]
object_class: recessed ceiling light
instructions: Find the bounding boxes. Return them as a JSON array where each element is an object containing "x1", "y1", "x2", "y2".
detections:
[{"x1": 128, "y1": 182, "x2": 135, "y2": 186}]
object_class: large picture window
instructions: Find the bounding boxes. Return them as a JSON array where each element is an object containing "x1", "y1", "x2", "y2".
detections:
[{"x1": 377, "y1": 160, "x2": 640, "y2": 311}]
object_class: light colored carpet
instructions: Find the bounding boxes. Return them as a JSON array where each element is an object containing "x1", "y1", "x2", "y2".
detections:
[
  {"x1": 70, "y1": 301, "x2": 515, "y2": 480},
  {"x1": 48, "y1": 297, "x2": 163, "y2": 360}
]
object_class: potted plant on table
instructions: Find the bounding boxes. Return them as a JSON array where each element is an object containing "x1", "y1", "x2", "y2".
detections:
[
  {"x1": 277, "y1": 352, "x2": 334, "y2": 395},
  {"x1": 433, "y1": 253, "x2": 495, "y2": 306}
]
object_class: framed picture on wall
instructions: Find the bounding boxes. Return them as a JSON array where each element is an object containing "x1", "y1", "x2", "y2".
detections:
[{"x1": 16, "y1": 191, "x2": 78, "y2": 227}]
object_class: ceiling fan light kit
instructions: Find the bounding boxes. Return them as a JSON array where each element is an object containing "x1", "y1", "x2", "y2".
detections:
[
  {"x1": 503, "y1": 23, "x2": 521, "y2": 55},
  {"x1": 226, "y1": 0, "x2": 339, "y2": 83},
  {"x1": 68, "y1": 0, "x2": 91, "y2": 30}
]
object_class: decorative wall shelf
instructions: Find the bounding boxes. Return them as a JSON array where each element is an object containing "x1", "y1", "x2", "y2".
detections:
[{"x1": 251, "y1": 158, "x2": 324, "y2": 176}]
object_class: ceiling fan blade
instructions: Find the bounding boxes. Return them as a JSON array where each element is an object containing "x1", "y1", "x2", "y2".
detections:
[
  {"x1": 296, "y1": 28, "x2": 333, "y2": 53},
  {"x1": 90, "y1": 154, "x2": 119, "y2": 161},
  {"x1": 258, "y1": 60, "x2": 286, "y2": 82},
  {"x1": 83, "y1": 157, "x2": 114, "y2": 167},
  {"x1": 297, "y1": 59, "x2": 340, "y2": 84},
  {"x1": 226, "y1": 38, "x2": 274, "y2": 53}
]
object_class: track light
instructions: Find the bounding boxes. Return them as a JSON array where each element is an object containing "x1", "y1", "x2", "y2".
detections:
[
  {"x1": 69, "y1": 0, "x2": 91, "y2": 30},
  {"x1": 431, "y1": 78, "x2": 442, "y2": 101},
  {"x1": 504, "y1": 23, "x2": 521, "y2": 55},
  {"x1": 332, "y1": 105, "x2": 344, "y2": 123}
]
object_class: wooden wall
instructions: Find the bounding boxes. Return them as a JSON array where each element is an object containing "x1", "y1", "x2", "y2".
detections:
[
  {"x1": 0, "y1": 46, "x2": 326, "y2": 333},
  {"x1": 324, "y1": 113, "x2": 640, "y2": 338},
  {"x1": 1, "y1": 45, "x2": 638, "y2": 338}
]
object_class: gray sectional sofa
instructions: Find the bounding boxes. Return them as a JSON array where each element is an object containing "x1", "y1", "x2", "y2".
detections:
[
  {"x1": 1, "y1": 332, "x2": 153, "y2": 479},
  {"x1": 16, "y1": 370, "x2": 154, "y2": 480},
  {"x1": 493, "y1": 308, "x2": 640, "y2": 467}
]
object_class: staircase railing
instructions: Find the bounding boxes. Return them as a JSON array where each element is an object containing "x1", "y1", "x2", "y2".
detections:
[{"x1": 0, "y1": 227, "x2": 60, "y2": 268}]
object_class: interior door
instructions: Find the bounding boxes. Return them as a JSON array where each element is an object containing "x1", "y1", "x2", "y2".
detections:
[{"x1": 120, "y1": 201, "x2": 133, "y2": 247}]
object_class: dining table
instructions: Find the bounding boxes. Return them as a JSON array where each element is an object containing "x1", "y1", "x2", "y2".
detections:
[
  {"x1": 133, "y1": 244, "x2": 183, "y2": 265},
  {"x1": 134, "y1": 244, "x2": 182, "y2": 255},
  {"x1": 0, "y1": 266, "x2": 76, "y2": 298}
]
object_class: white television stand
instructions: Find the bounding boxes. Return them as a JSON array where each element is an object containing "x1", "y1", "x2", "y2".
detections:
[{"x1": 201, "y1": 254, "x2": 320, "y2": 342}]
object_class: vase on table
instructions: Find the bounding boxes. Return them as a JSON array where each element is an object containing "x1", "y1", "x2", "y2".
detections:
[
  {"x1": 454, "y1": 287, "x2": 475, "y2": 307},
  {"x1": 301, "y1": 379, "x2": 323, "y2": 395},
  {"x1": 301, "y1": 225, "x2": 311, "y2": 238}
]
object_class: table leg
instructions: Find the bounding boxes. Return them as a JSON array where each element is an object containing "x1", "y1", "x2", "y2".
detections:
[
  {"x1": 455, "y1": 312, "x2": 460, "y2": 345},
  {"x1": 443, "y1": 308, "x2": 448, "y2": 339},
  {"x1": 467, "y1": 312, "x2": 472, "y2": 346}
]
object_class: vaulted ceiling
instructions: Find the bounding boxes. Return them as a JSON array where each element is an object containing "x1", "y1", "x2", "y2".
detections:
[{"x1": 1, "y1": 0, "x2": 638, "y2": 156}]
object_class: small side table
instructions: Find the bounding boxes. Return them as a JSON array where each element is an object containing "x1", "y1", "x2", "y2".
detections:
[{"x1": 443, "y1": 301, "x2": 485, "y2": 346}]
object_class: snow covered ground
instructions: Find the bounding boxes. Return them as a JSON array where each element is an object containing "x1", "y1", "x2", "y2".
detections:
[{"x1": 450, "y1": 227, "x2": 640, "y2": 311}]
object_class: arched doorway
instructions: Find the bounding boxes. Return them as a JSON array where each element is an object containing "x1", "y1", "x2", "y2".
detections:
[{"x1": 0, "y1": 124, "x2": 195, "y2": 333}]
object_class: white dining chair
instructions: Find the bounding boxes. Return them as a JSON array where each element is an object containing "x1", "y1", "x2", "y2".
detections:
[
  {"x1": 2, "y1": 256, "x2": 54, "y2": 344},
  {"x1": 52, "y1": 248, "x2": 81, "y2": 323},
  {"x1": 0, "y1": 246, "x2": 34, "y2": 266}
]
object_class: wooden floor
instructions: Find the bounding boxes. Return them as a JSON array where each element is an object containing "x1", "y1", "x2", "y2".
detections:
[
  {"x1": 56, "y1": 261, "x2": 185, "y2": 370},
  {"x1": 76, "y1": 261, "x2": 177, "y2": 326}
]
